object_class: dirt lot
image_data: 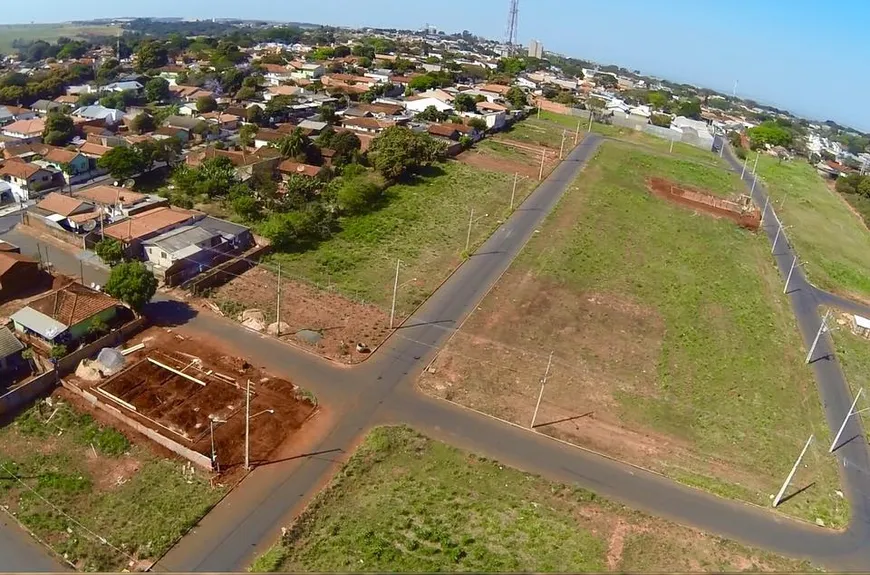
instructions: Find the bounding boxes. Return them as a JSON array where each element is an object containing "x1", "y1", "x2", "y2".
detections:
[
  {"x1": 200, "y1": 266, "x2": 392, "y2": 364},
  {"x1": 65, "y1": 326, "x2": 317, "y2": 474},
  {"x1": 457, "y1": 138, "x2": 561, "y2": 179}
]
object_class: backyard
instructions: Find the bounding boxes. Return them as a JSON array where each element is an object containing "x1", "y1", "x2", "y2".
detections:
[
  {"x1": 418, "y1": 143, "x2": 844, "y2": 526},
  {"x1": 0, "y1": 397, "x2": 224, "y2": 571},
  {"x1": 754, "y1": 154, "x2": 870, "y2": 300},
  {"x1": 253, "y1": 426, "x2": 812, "y2": 572}
]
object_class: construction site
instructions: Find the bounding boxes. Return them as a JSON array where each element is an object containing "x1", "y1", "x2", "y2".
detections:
[
  {"x1": 64, "y1": 326, "x2": 316, "y2": 473},
  {"x1": 646, "y1": 176, "x2": 761, "y2": 230}
]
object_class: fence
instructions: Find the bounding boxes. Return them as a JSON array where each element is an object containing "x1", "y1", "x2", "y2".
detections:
[
  {"x1": 0, "y1": 370, "x2": 56, "y2": 417},
  {"x1": 183, "y1": 242, "x2": 272, "y2": 295},
  {"x1": 22, "y1": 211, "x2": 89, "y2": 249}
]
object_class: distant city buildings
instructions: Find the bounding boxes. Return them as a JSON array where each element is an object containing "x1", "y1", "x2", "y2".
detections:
[{"x1": 528, "y1": 39, "x2": 543, "y2": 59}]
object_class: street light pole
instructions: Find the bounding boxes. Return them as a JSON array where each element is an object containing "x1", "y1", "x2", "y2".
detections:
[
  {"x1": 740, "y1": 155, "x2": 748, "y2": 179},
  {"x1": 574, "y1": 119, "x2": 580, "y2": 144},
  {"x1": 390, "y1": 258, "x2": 400, "y2": 329},
  {"x1": 209, "y1": 419, "x2": 217, "y2": 472},
  {"x1": 465, "y1": 207, "x2": 474, "y2": 253},
  {"x1": 830, "y1": 388, "x2": 864, "y2": 452},
  {"x1": 669, "y1": 138, "x2": 675, "y2": 154},
  {"x1": 805, "y1": 311, "x2": 831, "y2": 364},
  {"x1": 771, "y1": 224, "x2": 783, "y2": 255},
  {"x1": 587, "y1": 110, "x2": 593, "y2": 132},
  {"x1": 275, "y1": 263, "x2": 281, "y2": 337},
  {"x1": 510, "y1": 172, "x2": 518, "y2": 211},
  {"x1": 772, "y1": 434, "x2": 814, "y2": 507},
  {"x1": 760, "y1": 196, "x2": 769, "y2": 226},
  {"x1": 784, "y1": 256, "x2": 797, "y2": 294},
  {"x1": 539, "y1": 150, "x2": 546, "y2": 180},
  {"x1": 530, "y1": 351, "x2": 554, "y2": 429},
  {"x1": 559, "y1": 130, "x2": 566, "y2": 160},
  {"x1": 244, "y1": 379, "x2": 251, "y2": 471},
  {"x1": 752, "y1": 151, "x2": 760, "y2": 175}
]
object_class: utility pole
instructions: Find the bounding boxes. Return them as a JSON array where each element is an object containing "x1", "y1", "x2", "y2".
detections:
[
  {"x1": 806, "y1": 310, "x2": 831, "y2": 364},
  {"x1": 390, "y1": 258, "x2": 400, "y2": 329},
  {"x1": 773, "y1": 434, "x2": 813, "y2": 507},
  {"x1": 574, "y1": 119, "x2": 581, "y2": 145},
  {"x1": 209, "y1": 418, "x2": 218, "y2": 472},
  {"x1": 784, "y1": 256, "x2": 797, "y2": 294},
  {"x1": 587, "y1": 111, "x2": 593, "y2": 132},
  {"x1": 740, "y1": 155, "x2": 748, "y2": 179},
  {"x1": 465, "y1": 207, "x2": 474, "y2": 252},
  {"x1": 760, "y1": 196, "x2": 769, "y2": 226},
  {"x1": 537, "y1": 104, "x2": 541, "y2": 119},
  {"x1": 752, "y1": 151, "x2": 760, "y2": 175},
  {"x1": 719, "y1": 137, "x2": 725, "y2": 158},
  {"x1": 669, "y1": 138, "x2": 674, "y2": 154},
  {"x1": 750, "y1": 175, "x2": 757, "y2": 198},
  {"x1": 530, "y1": 351, "x2": 554, "y2": 429},
  {"x1": 539, "y1": 149, "x2": 546, "y2": 180},
  {"x1": 771, "y1": 223, "x2": 783, "y2": 255},
  {"x1": 510, "y1": 172, "x2": 518, "y2": 211},
  {"x1": 79, "y1": 260, "x2": 84, "y2": 285},
  {"x1": 244, "y1": 380, "x2": 251, "y2": 471},
  {"x1": 275, "y1": 263, "x2": 281, "y2": 336},
  {"x1": 559, "y1": 130, "x2": 566, "y2": 160},
  {"x1": 830, "y1": 388, "x2": 865, "y2": 452}
]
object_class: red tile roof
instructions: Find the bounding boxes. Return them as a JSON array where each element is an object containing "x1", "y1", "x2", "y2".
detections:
[
  {"x1": 37, "y1": 192, "x2": 91, "y2": 217},
  {"x1": 28, "y1": 283, "x2": 120, "y2": 326},
  {"x1": 103, "y1": 207, "x2": 198, "y2": 242},
  {"x1": 277, "y1": 160, "x2": 324, "y2": 178},
  {"x1": 0, "y1": 161, "x2": 46, "y2": 180}
]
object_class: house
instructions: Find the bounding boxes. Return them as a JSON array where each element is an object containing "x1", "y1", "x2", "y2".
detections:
[
  {"x1": 53, "y1": 95, "x2": 80, "y2": 107},
  {"x1": 101, "y1": 206, "x2": 202, "y2": 256},
  {"x1": 516, "y1": 76, "x2": 538, "y2": 90},
  {"x1": 297, "y1": 119, "x2": 328, "y2": 135},
  {"x1": 264, "y1": 85, "x2": 304, "y2": 102},
  {"x1": 291, "y1": 63, "x2": 324, "y2": 80},
  {"x1": 629, "y1": 105, "x2": 651, "y2": 119},
  {"x1": 0, "y1": 180, "x2": 13, "y2": 204},
  {"x1": 1, "y1": 118, "x2": 46, "y2": 143},
  {"x1": 0, "y1": 161, "x2": 54, "y2": 191},
  {"x1": 169, "y1": 85, "x2": 214, "y2": 103},
  {"x1": 72, "y1": 105, "x2": 124, "y2": 125},
  {"x1": 75, "y1": 185, "x2": 164, "y2": 218},
  {"x1": 11, "y1": 283, "x2": 122, "y2": 347},
  {"x1": 403, "y1": 96, "x2": 454, "y2": 114},
  {"x1": 43, "y1": 148, "x2": 90, "y2": 179},
  {"x1": 479, "y1": 84, "x2": 511, "y2": 98},
  {"x1": 186, "y1": 146, "x2": 281, "y2": 181},
  {"x1": 341, "y1": 117, "x2": 396, "y2": 134},
  {"x1": 102, "y1": 81, "x2": 143, "y2": 94},
  {"x1": 0, "y1": 105, "x2": 36, "y2": 126},
  {"x1": 199, "y1": 112, "x2": 240, "y2": 131},
  {"x1": 30, "y1": 100, "x2": 62, "y2": 115},
  {"x1": 364, "y1": 69, "x2": 392, "y2": 83},
  {"x1": 261, "y1": 64, "x2": 295, "y2": 86},
  {"x1": 36, "y1": 192, "x2": 93, "y2": 218},
  {"x1": 477, "y1": 101, "x2": 508, "y2": 113},
  {"x1": 178, "y1": 103, "x2": 199, "y2": 116},
  {"x1": 0, "y1": 326, "x2": 25, "y2": 375},
  {"x1": 78, "y1": 142, "x2": 112, "y2": 159},
  {"x1": 253, "y1": 128, "x2": 286, "y2": 149},
  {"x1": 427, "y1": 123, "x2": 462, "y2": 140},
  {"x1": 277, "y1": 159, "x2": 324, "y2": 179},
  {"x1": 0, "y1": 251, "x2": 42, "y2": 302},
  {"x1": 164, "y1": 115, "x2": 202, "y2": 132},
  {"x1": 153, "y1": 126, "x2": 191, "y2": 144}
]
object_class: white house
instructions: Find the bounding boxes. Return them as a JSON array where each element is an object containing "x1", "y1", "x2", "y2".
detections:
[
  {"x1": 290, "y1": 63, "x2": 324, "y2": 80},
  {"x1": 629, "y1": 105, "x2": 651, "y2": 119},
  {"x1": 73, "y1": 105, "x2": 124, "y2": 125},
  {"x1": 403, "y1": 97, "x2": 454, "y2": 114},
  {"x1": 516, "y1": 76, "x2": 538, "y2": 90},
  {"x1": 102, "y1": 81, "x2": 144, "y2": 94},
  {"x1": 364, "y1": 69, "x2": 393, "y2": 83}
]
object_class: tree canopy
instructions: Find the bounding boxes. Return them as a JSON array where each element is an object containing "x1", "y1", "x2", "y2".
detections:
[
  {"x1": 368, "y1": 126, "x2": 447, "y2": 180},
  {"x1": 42, "y1": 112, "x2": 75, "y2": 146},
  {"x1": 747, "y1": 121, "x2": 794, "y2": 150},
  {"x1": 145, "y1": 77, "x2": 170, "y2": 102},
  {"x1": 105, "y1": 261, "x2": 158, "y2": 312}
]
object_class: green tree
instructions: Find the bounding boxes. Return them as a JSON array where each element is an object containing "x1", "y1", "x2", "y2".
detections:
[
  {"x1": 595, "y1": 73, "x2": 618, "y2": 89},
  {"x1": 650, "y1": 113, "x2": 671, "y2": 128},
  {"x1": 246, "y1": 105, "x2": 266, "y2": 126},
  {"x1": 274, "y1": 128, "x2": 311, "y2": 159},
  {"x1": 453, "y1": 93, "x2": 478, "y2": 113},
  {"x1": 747, "y1": 121, "x2": 793, "y2": 150},
  {"x1": 647, "y1": 91, "x2": 671, "y2": 111},
  {"x1": 135, "y1": 40, "x2": 168, "y2": 73},
  {"x1": 333, "y1": 45, "x2": 351, "y2": 58},
  {"x1": 318, "y1": 103, "x2": 337, "y2": 124},
  {"x1": 130, "y1": 113, "x2": 155, "y2": 134},
  {"x1": 98, "y1": 146, "x2": 146, "y2": 181},
  {"x1": 196, "y1": 95, "x2": 218, "y2": 113},
  {"x1": 468, "y1": 117, "x2": 487, "y2": 132},
  {"x1": 505, "y1": 86, "x2": 527, "y2": 108},
  {"x1": 676, "y1": 99, "x2": 702, "y2": 120},
  {"x1": 42, "y1": 112, "x2": 75, "y2": 146},
  {"x1": 239, "y1": 124, "x2": 259, "y2": 148},
  {"x1": 329, "y1": 131, "x2": 362, "y2": 166},
  {"x1": 336, "y1": 172, "x2": 384, "y2": 214},
  {"x1": 105, "y1": 261, "x2": 158, "y2": 313},
  {"x1": 145, "y1": 77, "x2": 170, "y2": 102},
  {"x1": 50, "y1": 345, "x2": 68, "y2": 360},
  {"x1": 235, "y1": 86, "x2": 256, "y2": 101},
  {"x1": 94, "y1": 238, "x2": 125, "y2": 266},
  {"x1": 415, "y1": 105, "x2": 449, "y2": 122},
  {"x1": 554, "y1": 91, "x2": 575, "y2": 106},
  {"x1": 368, "y1": 126, "x2": 448, "y2": 180},
  {"x1": 231, "y1": 194, "x2": 262, "y2": 221}
]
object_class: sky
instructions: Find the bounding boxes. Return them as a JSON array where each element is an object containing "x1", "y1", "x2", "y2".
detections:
[{"x1": 5, "y1": 0, "x2": 869, "y2": 131}]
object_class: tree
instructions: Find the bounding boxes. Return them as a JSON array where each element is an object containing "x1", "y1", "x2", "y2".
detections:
[
  {"x1": 318, "y1": 103, "x2": 337, "y2": 124},
  {"x1": 650, "y1": 113, "x2": 671, "y2": 128},
  {"x1": 246, "y1": 105, "x2": 266, "y2": 126},
  {"x1": 676, "y1": 99, "x2": 702, "y2": 120},
  {"x1": 42, "y1": 112, "x2": 75, "y2": 146},
  {"x1": 105, "y1": 261, "x2": 158, "y2": 313},
  {"x1": 196, "y1": 95, "x2": 218, "y2": 113},
  {"x1": 368, "y1": 126, "x2": 447, "y2": 180},
  {"x1": 595, "y1": 73, "x2": 618, "y2": 89},
  {"x1": 468, "y1": 117, "x2": 487, "y2": 132},
  {"x1": 135, "y1": 40, "x2": 168, "y2": 73},
  {"x1": 554, "y1": 91, "x2": 575, "y2": 106},
  {"x1": 235, "y1": 86, "x2": 256, "y2": 101},
  {"x1": 130, "y1": 113, "x2": 155, "y2": 134},
  {"x1": 647, "y1": 91, "x2": 671, "y2": 112},
  {"x1": 231, "y1": 194, "x2": 262, "y2": 221},
  {"x1": 274, "y1": 128, "x2": 311, "y2": 159},
  {"x1": 333, "y1": 45, "x2": 351, "y2": 58},
  {"x1": 94, "y1": 238, "x2": 124, "y2": 266},
  {"x1": 453, "y1": 93, "x2": 477, "y2": 113},
  {"x1": 145, "y1": 77, "x2": 170, "y2": 102},
  {"x1": 239, "y1": 124, "x2": 259, "y2": 148},
  {"x1": 747, "y1": 121, "x2": 793, "y2": 150},
  {"x1": 336, "y1": 172, "x2": 384, "y2": 214},
  {"x1": 98, "y1": 146, "x2": 146, "y2": 181},
  {"x1": 50, "y1": 345, "x2": 68, "y2": 361},
  {"x1": 505, "y1": 86, "x2": 527, "y2": 108},
  {"x1": 329, "y1": 130, "x2": 361, "y2": 166},
  {"x1": 415, "y1": 105, "x2": 448, "y2": 123}
]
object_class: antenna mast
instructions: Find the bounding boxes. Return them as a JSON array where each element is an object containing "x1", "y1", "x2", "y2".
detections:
[{"x1": 505, "y1": 0, "x2": 519, "y2": 51}]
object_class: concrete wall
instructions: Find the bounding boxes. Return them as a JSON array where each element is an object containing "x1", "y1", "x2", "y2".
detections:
[
  {"x1": 183, "y1": 242, "x2": 271, "y2": 295},
  {"x1": 23, "y1": 211, "x2": 87, "y2": 249},
  {"x1": 0, "y1": 370, "x2": 56, "y2": 417}
]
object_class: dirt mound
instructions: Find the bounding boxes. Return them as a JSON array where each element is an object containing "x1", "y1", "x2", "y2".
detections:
[{"x1": 646, "y1": 177, "x2": 760, "y2": 230}]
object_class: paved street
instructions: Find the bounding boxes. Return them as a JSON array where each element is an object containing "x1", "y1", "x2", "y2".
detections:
[{"x1": 5, "y1": 136, "x2": 870, "y2": 571}]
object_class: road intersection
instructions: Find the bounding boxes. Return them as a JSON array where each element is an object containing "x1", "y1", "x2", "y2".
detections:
[{"x1": 4, "y1": 135, "x2": 870, "y2": 571}]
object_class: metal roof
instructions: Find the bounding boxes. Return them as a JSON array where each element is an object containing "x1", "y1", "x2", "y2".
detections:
[
  {"x1": 197, "y1": 216, "x2": 250, "y2": 239},
  {"x1": 11, "y1": 306, "x2": 68, "y2": 340},
  {"x1": 0, "y1": 326, "x2": 24, "y2": 358},
  {"x1": 143, "y1": 225, "x2": 217, "y2": 256}
]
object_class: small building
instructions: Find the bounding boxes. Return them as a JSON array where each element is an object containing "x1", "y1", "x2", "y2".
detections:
[
  {"x1": 30, "y1": 99, "x2": 63, "y2": 115},
  {"x1": 1, "y1": 118, "x2": 46, "y2": 143},
  {"x1": 0, "y1": 105, "x2": 37, "y2": 126},
  {"x1": 277, "y1": 160, "x2": 325, "y2": 179},
  {"x1": 0, "y1": 326, "x2": 26, "y2": 375},
  {"x1": 101, "y1": 206, "x2": 202, "y2": 257},
  {"x1": 11, "y1": 283, "x2": 122, "y2": 347},
  {"x1": 341, "y1": 117, "x2": 396, "y2": 134},
  {"x1": 0, "y1": 161, "x2": 54, "y2": 192},
  {"x1": 43, "y1": 148, "x2": 90, "y2": 180},
  {"x1": 36, "y1": 192, "x2": 94, "y2": 218},
  {"x1": 851, "y1": 315, "x2": 870, "y2": 339},
  {"x1": 73, "y1": 105, "x2": 124, "y2": 125},
  {"x1": 0, "y1": 251, "x2": 42, "y2": 302},
  {"x1": 102, "y1": 81, "x2": 143, "y2": 94}
]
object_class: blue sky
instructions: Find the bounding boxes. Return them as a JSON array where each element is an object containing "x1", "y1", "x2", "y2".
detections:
[{"x1": 6, "y1": 0, "x2": 869, "y2": 131}]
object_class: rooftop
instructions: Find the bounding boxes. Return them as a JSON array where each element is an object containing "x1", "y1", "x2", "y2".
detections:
[
  {"x1": 103, "y1": 206, "x2": 199, "y2": 242},
  {"x1": 0, "y1": 326, "x2": 24, "y2": 359},
  {"x1": 143, "y1": 225, "x2": 218, "y2": 257},
  {"x1": 277, "y1": 160, "x2": 324, "y2": 178},
  {"x1": 37, "y1": 192, "x2": 92, "y2": 217},
  {"x1": 20, "y1": 283, "x2": 119, "y2": 333},
  {"x1": 0, "y1": 161, "x2": 47, "y2": 180},
  {"x1": 2, "y1": 118, "x2": 45, "y2": 136},
  {"x1": 75, "y1": 185, "x2": 146, "y2": 207},
  {"x1": 0, "y1": 251, "x2": 36, "y2": 276}
]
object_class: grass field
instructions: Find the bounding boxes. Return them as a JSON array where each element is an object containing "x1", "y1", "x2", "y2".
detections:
[
  {"x1": 0, "y1": 398, "x2": 224, "y2": 571},
  {"x1": 0, "y1": 23, "x2": 119, "y2": 53},
  {"x1": 829, "y1": 312, "x2": 870, "y2": 440},
  {"x1": 252, "y1": 426, "x2": 813, "y2": 572},
  {"x1": 754, "y1": 154, "x2": 870, "y2": 300},
  {"x1": 270, "y1": 161, "x2": 535, "y2": 316},
  {"x1": 419, "y1": 143, "x2": 845, "y2": 526},
  {"x1": 500, "y1": 117, "x2": 573, "y2": 149}
]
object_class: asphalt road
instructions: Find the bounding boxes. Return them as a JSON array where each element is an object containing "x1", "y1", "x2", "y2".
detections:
[{"x1": 6, "y1": 136, "x2": 870, "y2": 571}]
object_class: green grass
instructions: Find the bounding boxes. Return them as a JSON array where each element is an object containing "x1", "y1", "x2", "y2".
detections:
[
  {"x1": 271, "y1": 161, "x2": 534, "y2": 316},
  {"x1": 841, "y1": 192, "x2": 870, "y2": 227},
  {"x1": 754, "y1": 155, "x2": 870, "y2": 299},
  {"x1": 502, "y1": 117, "x2": 571, "y2": 149},
  {"x1": 0, "y1": 400, "x2": 225, "y2": 571},
  {"x1": 422, "y1": 143, "x2": 844, "y2": 526},
  {"x1": 830, "y1": 317, "x2": 870, "y2": 441},
  {"x1": 0, "y1": 23, "x2": 120, "y2": 52},
  {"x1": 253, "y1": 426, "x2": 814, "y2": 572}
]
